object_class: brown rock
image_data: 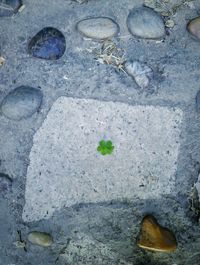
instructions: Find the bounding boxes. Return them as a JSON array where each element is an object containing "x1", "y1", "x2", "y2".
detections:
[
  {"x1": 187, "y1": 17, "x2": 200, "y2": 40},
  {"x1": 137, "y1": 215, "x2": 177, "y2": 252}
]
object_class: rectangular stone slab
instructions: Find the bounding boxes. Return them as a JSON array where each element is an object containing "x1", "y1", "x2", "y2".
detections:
[{"x1": 23, "y1": 97, "x2": 183, "y2": 222}]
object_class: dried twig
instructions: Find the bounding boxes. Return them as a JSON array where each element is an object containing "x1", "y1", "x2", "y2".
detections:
[{"x1": 93, "y1": 40, "x2": 126, "y2": 73}]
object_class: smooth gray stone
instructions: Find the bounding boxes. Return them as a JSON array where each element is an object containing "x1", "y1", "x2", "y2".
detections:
[
  {"x1": 127, "y1": 7, "x2": 165, "y2": 39},
  {"x1": 76, "y1": 17, "x2": 119, "y2": 40},
  {"x1": 0, "y1": 86, "x2": 43, "y2": 121},
  {"x1": 0, "y1": 0, "x2": 22, "y2": 17}
]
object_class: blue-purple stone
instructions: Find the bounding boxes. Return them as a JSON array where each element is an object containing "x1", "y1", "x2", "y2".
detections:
[{"x1": 28, "y1": 27, "x2": 66, "y2": 60}]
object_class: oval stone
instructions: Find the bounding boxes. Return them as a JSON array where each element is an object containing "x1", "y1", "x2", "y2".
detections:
[
  {"x1": 28, "y1": 232, "x2": 53, "y2": 247},
  {"x1": 28, "y1": 27, "x2": 66, "y2": 60},
  {"x1": 0, "y1": 86, "x2": 43, "y2": 121},
  {"x1": 0, "y1": 0, "x2": 22, "y2": 17},
  {"x1": 127, "y1": 7, "x2": 165, "y2": 39},
  {"x1": 187, "y1": 17, "x2": 200, "y2": 40},
  {"x1": 76, "y1": 17, "x2": 119, "y2": 40}
]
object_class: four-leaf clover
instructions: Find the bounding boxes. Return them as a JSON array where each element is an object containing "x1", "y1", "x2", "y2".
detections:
[{"x1": 97, "y1": 140, "x2": 114, "y2": 155}]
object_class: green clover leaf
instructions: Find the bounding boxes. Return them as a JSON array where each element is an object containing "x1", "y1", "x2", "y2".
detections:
[{"x1": 97, "y1": 140, "x2": 114, "y2": 156}]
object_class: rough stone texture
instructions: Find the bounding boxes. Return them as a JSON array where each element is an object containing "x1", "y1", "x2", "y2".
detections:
[
  {"x1": 127, "y1": 7, "x2": 165, "y2": 39},
  {"x1": 0, "y1": 86, "x2": 43, "y2": 120},
  {"x1": 1, "y1": 0, "x2": 200, "y2": 264},
  {"x1": 76, "y1": 17, "x2": 119, "y2": 40},
  {"x1": 23, "y1": 97, "x2": 182, "y2": 222},
  {"x1": 59, "y1": 233, "x2": 133, "y2": 265}
]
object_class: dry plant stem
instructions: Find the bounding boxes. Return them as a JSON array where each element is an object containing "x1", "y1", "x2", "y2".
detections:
[{"x1": 94, "y1": 40, "x2": 126, "y2": 73}]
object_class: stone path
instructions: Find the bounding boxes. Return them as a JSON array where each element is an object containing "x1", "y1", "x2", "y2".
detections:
[{"x1": 1, "y1": 0, "x2": 200, "y2": 264}]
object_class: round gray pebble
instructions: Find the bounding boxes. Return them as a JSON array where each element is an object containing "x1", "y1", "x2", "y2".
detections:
[
  {"x1": 76, "y1": 17, "x2": 119, "y2": 40},
  {"x1": 127, "y1": 6, "x2": 165, "y2": 39},
  {"x1": 0, "y1": 86, "x2": 43, "y2": 121}
]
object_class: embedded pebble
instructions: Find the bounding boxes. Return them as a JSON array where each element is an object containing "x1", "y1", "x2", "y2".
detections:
[
  {"x1": 137, "y1": 215, "x2": 177, "y2": 252},
  {"x1": 196, "y1": 90, "x2": 200, "y2": 112},
  {"x1": 0, "y1": 56, "x2": 5, "y2": 66},
  {"x1": 187, "y1": 17, "x2": 200, "y2": 40},
  {"x1": 28, "y1": 27, "x2": 66, "y2": 60},
  {"x1": 127, "y1": 7, "x2": 165, "y2": 39},
  {"x1": 0, "y1": 173, "x2": 12, "y2": 194},
  {"x1": 124, "y1": 61, "x2": 153, "y2": 89},
  {"x1": 165, "y1": 19, "x2": 175, "y2": 28},
  {"x1": 0, "y1": 86, "x2": 43, "y2": 121},
  {"x1": 76, "y1": 17, "x2": 119, "y2": 40},
  {"x1": 0, "y1": 0, "x2": 22, "y2": 17},
  {"x1": 28, "y1": 232, "x2": 53, "y2": 247}
]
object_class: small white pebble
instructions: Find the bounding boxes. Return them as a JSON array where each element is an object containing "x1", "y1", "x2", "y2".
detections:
[
  {"x1": 165, "y1": 19, "x2": 175, "y2": 28},
  {"x1": 63, "y1": 75, "x2": 69, "y2": 80},
  {"x1": 0, "y1": 56, "x2": 5, "y2": 65},
  {"x1": 18, "y1": 4, "x2": 25, "y2": 12}
]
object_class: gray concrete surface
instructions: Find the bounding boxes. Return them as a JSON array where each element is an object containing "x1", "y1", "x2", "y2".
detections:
[
  {"x1": 1, "y1": 0, "x2": 200, "y2": 264},
  {"x1": 23, "y1": 97, "x2": 183, "y2": 222}
]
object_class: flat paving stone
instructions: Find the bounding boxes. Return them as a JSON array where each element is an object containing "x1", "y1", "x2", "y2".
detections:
[{"x1": 23, "y1": 97, "x2": 183, "y2": 222}]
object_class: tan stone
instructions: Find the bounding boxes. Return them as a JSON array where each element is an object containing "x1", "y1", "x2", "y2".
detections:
[
  {"x1": 76, "y1": 17, "x2": 119, "y2": 40},
  {"x1": 165, "y1": 19, "x2": 175, "y2": 28},
  {"x1": 137, "y1": 215, "x2": 177, "y2": 252},
  {"x1": 28, "y1": 231, "x2": 53, "y2": 247},
  {"x1": 187, "y1": 17, "x2": 200, "y2": 40}
]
